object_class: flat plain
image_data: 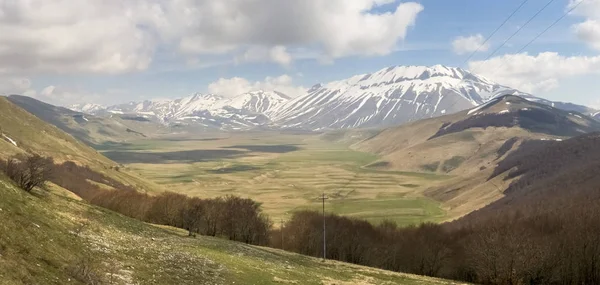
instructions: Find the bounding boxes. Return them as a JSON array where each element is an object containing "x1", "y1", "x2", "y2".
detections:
[{"x1": 99, "y1": 131, "x2": 451, "y2": 226}]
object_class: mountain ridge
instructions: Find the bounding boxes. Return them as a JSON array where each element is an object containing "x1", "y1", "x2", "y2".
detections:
[{"x1": 69, "y1": 65, "x2": 597, "y2": 131}]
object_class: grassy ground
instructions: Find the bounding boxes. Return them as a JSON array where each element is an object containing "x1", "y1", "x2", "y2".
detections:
[
  {"x1": 0, "y1": 175, "x2": 465, "y2": 285},
  {"x1": 100, "y1": 132, "x2": 451, "y2": 226}
]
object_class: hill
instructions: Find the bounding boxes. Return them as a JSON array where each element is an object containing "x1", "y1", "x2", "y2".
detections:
[
  {"x1": 0, "y1": 174, "x2": 461, "y2": 285},
  {"x1": 465, "y1": 132, "x2": 600, "y2": 219},
  {"x1": 355, "y1": 95, "x2": 600, "y2": 219},
  {"x1": 0, "y1": 96, "x2": 160, "y2": 193},
  {"x1": 6, "y1": 95, "x2": 162, "y2": 146}
]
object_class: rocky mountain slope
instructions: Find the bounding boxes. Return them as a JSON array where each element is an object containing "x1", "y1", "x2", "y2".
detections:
[
  {"x1": 73, "y1": 90, "x2": 290, "y2": 130},
  {"x1": 272, "y1": 65, "x2": 523, "y2": 129}
]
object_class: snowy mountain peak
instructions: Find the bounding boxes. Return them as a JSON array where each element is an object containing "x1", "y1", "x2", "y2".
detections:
[
  {"x1": 272, "y1": 65, "x2": 524, "y2": 129},
  {"x1": 70, "y1": 103, "x2": 105, "y2": 113}
]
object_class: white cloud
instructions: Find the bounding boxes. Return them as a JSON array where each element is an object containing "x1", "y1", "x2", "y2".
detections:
[
  {"x1": 469, "y1": 52, "x2": 600, "y2": 93},
  {"x1": 0, "y1": 0, "x2": 157, "y2": 75},
  {"x1": 0, "y1": 77, "x2": 33, "y2": 95},
  {"x1": 0, "y1": 0, "x2": 424, "y2": 76},
  {"x1": 569, "y1": 0, "x2": 600, "y2": 50},
  {"x1": 270, "y1": 46, "x2": 293, "y2": 67},
  {"x1": 573, "y1": 20, "x2": 600, "y2": 50},
  {"x1": 208, "y1": 75, "x2": 306, "y2": 98},
  {"x1": 452, "y1": 34, "x2": 489, "y2": 55},
  {"x1": 235, "y1": 46, "x2": 293, "y2": 67}
]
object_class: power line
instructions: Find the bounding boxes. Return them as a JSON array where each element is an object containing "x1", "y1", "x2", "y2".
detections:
[
  {"x1": 471, "y1": 0, "x2": 585, "y2": 91},
  {"x1": 515, "y1": 0, "x2": 585, "y2": 54},
  {"x1": 482, "y1": 0, "x2": 557, "y2": 62},
  {"x1": 460, "y1": 0, "x2": 531, "y2": 67},
  {"x1": 442, "y1": 0, "x2": 560, "y2": 113}
]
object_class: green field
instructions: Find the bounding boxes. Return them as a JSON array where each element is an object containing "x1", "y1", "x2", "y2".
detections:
[{"x1": 100, "y1": 132, "x2": 451, "y2": 226}]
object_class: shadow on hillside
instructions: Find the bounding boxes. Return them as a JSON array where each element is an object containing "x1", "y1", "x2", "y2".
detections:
[
  {"x1": 206, "y1": 165, "x2": 262, "y2": 174},
  {"x1": 102, "y1": 149, "x2": 248, "y2": 164},
  {"x1": 223, "y1": 144, "x2": 302, "y2": 153}
]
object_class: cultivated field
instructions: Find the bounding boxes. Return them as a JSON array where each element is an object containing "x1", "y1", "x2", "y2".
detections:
[{"x1": 99, "y1": 132, "x2": 451, "y2": 226}]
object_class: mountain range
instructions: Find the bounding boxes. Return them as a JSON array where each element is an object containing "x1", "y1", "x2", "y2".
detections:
[{"x1": 70, "y1": 65, "x2": 598, "y2": 131}]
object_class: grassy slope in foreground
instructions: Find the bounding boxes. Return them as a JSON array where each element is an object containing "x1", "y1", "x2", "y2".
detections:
[{"x1": 0, "y1": 177, "x2": 463, "y2": 285}]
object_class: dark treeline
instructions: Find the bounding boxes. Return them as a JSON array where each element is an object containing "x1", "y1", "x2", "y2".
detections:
[
  {"x1": 273, "y1": 191, "x2": 600, "y2": 284},
  {"x1": 90, "y1": 191, "x2": 271, "y2": 245},
  {"x1": 1, "y1": 156, "x2": 271, "y2": 246},
  {"x1": 51, "y1": 162, "x2": 272, "y2": 245}
]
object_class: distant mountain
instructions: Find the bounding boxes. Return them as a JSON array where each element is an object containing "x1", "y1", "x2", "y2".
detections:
[
  {"x1": 71, "y1": 65, "x2": 597, "y2": 131},
  {"x1": 273, "y1": 65, "x2": 526, "y2": 130},
  {"x1": 7, "y1": 95, "x2": 154, "y2": 145},
  {"x1": 73, "y1": 90, "x2": 290, "y2": 131},
  {"x1": 594, "y1": 111, "x2": 600, "y2": 121}
]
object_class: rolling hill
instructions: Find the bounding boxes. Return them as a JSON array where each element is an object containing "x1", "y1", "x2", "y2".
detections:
[{"x1": 354, "y1": 95, "x2": 600, "y2": 219}]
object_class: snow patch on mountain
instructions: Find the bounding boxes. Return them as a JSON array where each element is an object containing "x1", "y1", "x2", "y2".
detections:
[
  {"x1": 2, "y1": 133, "x2": 17, "y2": 147},
  {"x1": 72, "y1": 90, "x2": 290, "y2": 130}
]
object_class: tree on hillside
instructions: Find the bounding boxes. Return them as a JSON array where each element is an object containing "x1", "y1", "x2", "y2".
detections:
[{"x1": 2, "y1": 154, "x2": 53, "y2": 192}]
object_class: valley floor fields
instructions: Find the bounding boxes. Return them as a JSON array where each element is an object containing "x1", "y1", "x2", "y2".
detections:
[{"x1": 99, "y1": 132, "x2": 452, "y2": 226}]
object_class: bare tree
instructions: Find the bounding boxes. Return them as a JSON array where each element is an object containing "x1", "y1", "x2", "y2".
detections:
[{"x1": 3, "y1": 154, "x2": 53, "y2": 192}]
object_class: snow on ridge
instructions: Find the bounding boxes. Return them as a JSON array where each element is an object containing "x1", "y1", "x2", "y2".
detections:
[
  {"x1": 2, "y1": 134, "x2": 17, "y2": 147},
  {"x1": 468, "y1": 98, "x2": 500, "y2": 115}
]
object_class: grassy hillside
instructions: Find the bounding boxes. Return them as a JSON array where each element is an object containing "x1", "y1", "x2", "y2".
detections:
[
  {"x1": 0, "y1": 175, "x2": 463, "y2": 285},
  {"x1": 355, "y1": 95, "x2": 600, "y2": 220},
  {"x1": 0, "y1": 97, "x2": 161, "y2": 194}
]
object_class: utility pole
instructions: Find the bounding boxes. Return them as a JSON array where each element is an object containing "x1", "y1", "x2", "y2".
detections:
[
  {"x1": 318, "y1": 192, "x2": 329, "y2": 260},
  {"x1": 280, "y1": 218, "x2": 284, "y2": 250}
]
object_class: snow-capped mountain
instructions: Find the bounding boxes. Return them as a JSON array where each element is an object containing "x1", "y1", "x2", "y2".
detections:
[
  {"x1": 70, "y1": 103, "x2": 105, "y2": 114},
  {"x1": 72, "y1": 65, "x2": 596, "y2": 131},
  {"x1": 72, "y1": 90, "x2": 290, "y2": 130},
  {"x1": 594, "y1": 112, "x2": 600, "y2": 121},
  {"x1": 272, "y1": 65, "x2": 524, "y2": 129}
]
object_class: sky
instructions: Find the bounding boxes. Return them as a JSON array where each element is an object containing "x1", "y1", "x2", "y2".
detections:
[{"x1": 1, "y1": 0, "x2": 600, "y2": 109}]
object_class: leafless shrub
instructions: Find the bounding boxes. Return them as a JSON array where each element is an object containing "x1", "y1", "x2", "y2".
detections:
[{"x1": 1, "y1": 154, "x2": 53, "y2": 192}]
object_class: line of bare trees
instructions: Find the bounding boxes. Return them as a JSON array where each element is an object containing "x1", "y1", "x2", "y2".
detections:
[
  {"x1": 272, "y1": 193, "x2": 600, "y2": 284},
  {"x1": 90, "y1": 191, "x2": 271, "y2": 245},
  {"x1": 0, "y1": 154, "x2": 271, "y2": 246}
]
